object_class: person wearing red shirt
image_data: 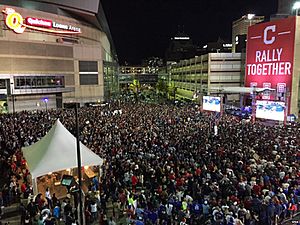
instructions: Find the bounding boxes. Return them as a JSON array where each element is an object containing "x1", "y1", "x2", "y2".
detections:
[
  {"x1": 169, "y1": 172, "x2": 175, "y2": 181},
  {"x1": 131, "y1": 175, "x2": 138, "y2": 192},
  {"x1": 195, "y1": 168, "x2": 201, "y2": 177},
  {"x1": 21, "y1": 182, "x2": 27, "y2": 194},
  {"x1": 253, "y1": 183, "x2": 262, "y2": 196}
]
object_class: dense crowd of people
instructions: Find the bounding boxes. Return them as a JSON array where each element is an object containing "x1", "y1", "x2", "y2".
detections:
[{"x1": 0, "y1": 100, "x2": 299, "y2": 225}]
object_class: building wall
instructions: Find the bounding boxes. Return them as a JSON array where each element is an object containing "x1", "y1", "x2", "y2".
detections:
[
  {"x1": 277, "y1": 0, "x2": 293, "y2": 15},
  {"x1": 169, "y1": 53, "x2": 242, "y2": 102},
  {"x1": 232, "y1": 15, "x2": 264, "y2": 53},
  {"x1": 291, "y1": 17, "x2": 300, "y2": 115},
  {"x1": 209, "y1": 53, "x2": 242, "y2": 101},
  {"x1": 0, "y1": 4, "x2": 116, "y2": 112}
]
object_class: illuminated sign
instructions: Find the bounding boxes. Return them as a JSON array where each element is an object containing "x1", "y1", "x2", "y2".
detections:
[
  {"x1": 52, "y1": 21, "x2": 81, "y2": 33},
  {"x1": 245, "y1": 17, "x2": 296, "y2": 106},
  {"x1": 203, "y1": 96, "x2": 221, "y2": 112},
  {"x1": 2, "y1": 8, "x2": 81, "y2": 34},
  {"x1": 174, "y1": 37, "x2": 190, "y2": 40},
  {"x1": 25, "y1": 17, "x2": 52, "y2": 28},
  {"x1": 223, "y1": 43, "x2": 232, "y2": 48},
  {"x1": 3, "y1": 8, "x2": 25, "y2": 33},
  {"x1": 256, "y1": 100, "x2": 285, "y2": 121}
]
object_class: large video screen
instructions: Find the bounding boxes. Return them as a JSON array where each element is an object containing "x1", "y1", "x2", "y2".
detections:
[
  {"x1": 256, "y1": 100, "x2": 285, "y2": 121},
  {"x1": 203, "y1": 96, "x2": 221, "y2": 112}
]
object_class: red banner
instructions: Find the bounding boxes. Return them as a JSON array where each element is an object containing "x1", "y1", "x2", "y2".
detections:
[{"x1": 245, "y1": 17, "x2": 296, "y2": 99}]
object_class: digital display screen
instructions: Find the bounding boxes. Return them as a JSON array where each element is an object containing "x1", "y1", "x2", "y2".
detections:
[
  {"x1": 61, "y1": 175, "x2": 74, "y2": 186},
  {"x1": 256, "y1": 100, "x2": 285, "y2": 121},
  {"x1": 203, "y1": 96, "x2": 221, "y2": 112}
]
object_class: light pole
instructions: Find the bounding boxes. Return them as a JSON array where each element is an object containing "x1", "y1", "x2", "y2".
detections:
[
  {"x1": 10, "y1": 82, "x2": 15, "y2": 114},
  {"x1": 283, "y1": 87, "x2": 290, "y2": 126},
  {"x1": 173, "y1": 87, "x2": 177, "y2": 104},
  {"x1": 247, "y1": 14, "x2": 255, "y2": 26},
  {"x1": 293, "y1": 1, "x2": 300, "y2": 15},
  {"x1": 75, "y1": 103, "x2": 83, "y2": 225},
  {"x1": 43, "y1": 98, "x2": 48, "y2": 111},
  {"x1": 194, "y1": 56, "x2": 198, "y2": 91},
  {"x1": 251, "y1": 86, "x2": 257, "y2": 123}
]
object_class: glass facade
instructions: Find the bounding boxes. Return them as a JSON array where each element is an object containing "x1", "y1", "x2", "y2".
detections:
[
  {"x1": 0, "y1": 79, "x2": 6, "y2": 89},
  {"x1": 103, "y1": 61, "x2": 119, "y2": 99}
]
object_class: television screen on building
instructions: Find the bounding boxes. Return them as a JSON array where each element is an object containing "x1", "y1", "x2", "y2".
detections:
[
  {"x1": 245, "y1": 17, "x2": 296, "y2": 113},
  {"x1": 203, "y1": 96, "x2": 221, "y2": 112},
  {"x1": 256, "y1": 100, "x2": 285, "y2": 121}
]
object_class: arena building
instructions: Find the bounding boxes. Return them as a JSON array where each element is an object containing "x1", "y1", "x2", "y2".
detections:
[{"x1": 0, "y1": 0, "x2": 119, "y2": 112}]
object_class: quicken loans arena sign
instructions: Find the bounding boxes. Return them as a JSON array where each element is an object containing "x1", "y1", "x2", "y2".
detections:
[
  {"x1": 2, "y1": 8, "x2": 81, "y2": 34},
  {"x1": 245, "y1": 17, "x2": 296, "y2": 97}
]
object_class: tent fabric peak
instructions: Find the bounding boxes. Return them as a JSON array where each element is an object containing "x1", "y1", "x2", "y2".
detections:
[{"x1": 22, "y1": 119, "x2": 103, "y2": 178}]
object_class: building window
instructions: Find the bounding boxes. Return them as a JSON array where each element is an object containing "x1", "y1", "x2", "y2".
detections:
[
  {"x1": 79, "y1": 73, "x2": 98, "y2": 85},
  {"x1": 79, "y1": 61, "x2": 98, "y2": 85},
  {"x1": 14, "y1": 76, "x2": 64, "y2": 89},
  {"x1": 0, "y1": 80, "x2": 6, "y2": 89}
]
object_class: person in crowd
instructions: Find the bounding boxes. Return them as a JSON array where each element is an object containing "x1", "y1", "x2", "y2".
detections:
[
  {"x1": 0, "y1": 99, "x2": 299, "y2": 225},
  {"x1": 45, "y1": 187, "x2": 52, "y2": 209},
  {"x1": 65, "y1": 211, "x2": 75, "y2": 225}
]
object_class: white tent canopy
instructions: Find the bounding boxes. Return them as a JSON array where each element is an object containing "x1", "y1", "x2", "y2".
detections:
[{"x1": 22, "y1": 119, "x2": 103, "y2": 179}]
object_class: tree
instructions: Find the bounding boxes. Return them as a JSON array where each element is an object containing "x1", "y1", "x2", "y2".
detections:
[
  {"x1": 156, "y1": 79, "x2": 168, "y2": 97},
  {"x1": 129, "y1": 79, "x2": 140, "y2": 100},
  {"x1": 168, "y1": 82, "x2": 177, "y2": 102}
]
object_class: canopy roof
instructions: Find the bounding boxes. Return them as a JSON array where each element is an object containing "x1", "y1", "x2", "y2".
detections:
[
  {"x1": 210, "y1": 87, "x2": 276, "y2": 94},
  {"x1": 22, "y1": 119, "x2": 103, "y2": 178}
]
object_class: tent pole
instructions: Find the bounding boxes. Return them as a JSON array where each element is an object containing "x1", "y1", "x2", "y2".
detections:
[
  {"x1": 75, "y1": 104, "x2": 84, "y2": 225},
  {"x1": 32, "y1": 177, "x2": 38, "y2": 196}
]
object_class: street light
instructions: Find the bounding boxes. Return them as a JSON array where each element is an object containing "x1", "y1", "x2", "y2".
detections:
[
  {"x1": 74, "y1": 103, "x2": 84, "y2": 225},
  {"x1": 247, "y1": 14, "x2": 255, "y2": 26},
  {"x1": 251, "y1": 85, "x2": 257, "y2": 123},
  {"x1": 10, "y1": 82, "x2": 15, "y2": 114},
  {"x1": 247, "y1": 14, "x2": 255, "y2": 20},
  {"x1": 293, "y1": 1, "x2": 300, "y2": 15},
  {"x1": 43, "y1": 98, "x2": 48, "y2": 111}
]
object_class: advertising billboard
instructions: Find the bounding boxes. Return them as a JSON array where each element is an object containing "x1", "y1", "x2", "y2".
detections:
[
  {"x1": 256, "y1": 100, "x2": 285, "y2": 121},
  {"x1": 203, "y1": 96, "x2": 221, "y2": 112},
  {"x1": 245, "y1": 17, "x2": 296, "y2": 110}
]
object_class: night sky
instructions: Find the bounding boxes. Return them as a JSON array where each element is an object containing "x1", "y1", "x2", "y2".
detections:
[{"x1": 101, "y1": 0, "x2": 278, "y2": 65}]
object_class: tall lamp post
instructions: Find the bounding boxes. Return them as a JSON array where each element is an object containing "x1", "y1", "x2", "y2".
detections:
[
  {"x1": 10, "y1": 82, "x2": 15, "y2": 114},
  {"x1": 75, "y1": 103, "x2": 84, "y2": 225},
  {"x1": 43, "y1": 98, "x2": 48, "y2": 111},
  {"x1": 247, "y1": 13, "x2": 255, "y2": 26},
  {"x1": 293, "y1": 1, "x2": 300, "y2": 15},
  {"x1": 251, "y1": 86, "x2": 257, "y2": 123}
]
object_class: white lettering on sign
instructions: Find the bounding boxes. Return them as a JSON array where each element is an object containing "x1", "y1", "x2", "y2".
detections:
[
  {"x1": 53, "y1": 21, "x2": 68, "y2": 30},
  {"x1": 246, "y1": 62, "x2": 291, "y2": 76},
  {"x1": 263, "y1": 25, "x2": 276, "y2": 45},
  {"x1": 52, "y1": 21, "x2": 81, "y2": 33},
  {"x1": 26, "y1": 17, "x2": 52, "y2": 28},
  {"x1": 255, "y1": 48, "x2": 283, "y2": 62}
]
